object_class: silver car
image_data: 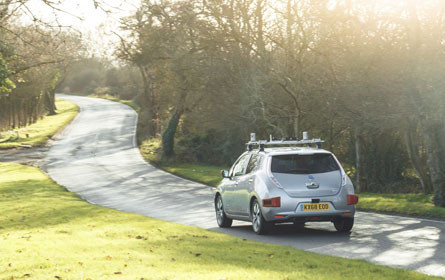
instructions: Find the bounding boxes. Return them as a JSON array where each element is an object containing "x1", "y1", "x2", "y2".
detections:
[{"x1": 214, "y1": 134, "x2": 358, "y2": 235}]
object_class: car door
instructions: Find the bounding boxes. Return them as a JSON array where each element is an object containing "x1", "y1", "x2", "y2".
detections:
[
  {"x1": 229, "y1": 153, "x2": 251, "y2": 215},
  {"x1": 222, "y1": 153, "x2": 250, "y2": 215},
  {"x1": 236, "y1": 153, "x2": 263, "y2": 216}
]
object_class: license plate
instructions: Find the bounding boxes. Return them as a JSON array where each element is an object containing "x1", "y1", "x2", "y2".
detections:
[{"x1": 302, "y1": 203, "x2": 330, "y2": 211}]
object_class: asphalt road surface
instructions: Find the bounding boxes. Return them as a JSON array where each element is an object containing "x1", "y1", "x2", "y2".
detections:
[{"x1": 44, "y1": 94, "x2": 445, "y2": 278}]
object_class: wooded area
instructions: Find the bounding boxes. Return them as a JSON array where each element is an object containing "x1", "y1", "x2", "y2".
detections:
[
  {"x1": 0, "y1": 0, "x2": 83, "y2": 131},
  {"x1": 1, "y1": 0, "x2": 444, "y2": 205}
]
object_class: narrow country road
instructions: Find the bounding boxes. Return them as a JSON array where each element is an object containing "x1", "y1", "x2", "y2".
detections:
[{"x1": 44, "y1": 94, "x2": 445, "y2": 278}]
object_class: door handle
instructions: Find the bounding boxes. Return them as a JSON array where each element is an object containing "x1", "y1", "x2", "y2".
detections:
[
  {"x1": 248, "y1": 178, "x2": 254, "y2": 183},
  {"x1": 235, "y1": 181, "x2": 239, "y2": 185}
]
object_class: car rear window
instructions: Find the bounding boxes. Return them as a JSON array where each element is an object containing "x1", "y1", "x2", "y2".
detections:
[{"x1": 271, "y1": 154, "x2": 340, "y2": 174}]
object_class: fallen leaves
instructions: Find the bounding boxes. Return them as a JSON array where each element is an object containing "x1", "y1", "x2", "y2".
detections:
[{"x1": 191, "y1": 235, "x2": 208, "y2": 239}]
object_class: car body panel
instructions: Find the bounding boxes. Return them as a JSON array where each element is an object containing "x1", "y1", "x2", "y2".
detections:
[
  {"x1": 272, "y1": 171, "x2": 342, "y2": 197},
  {"x1": 231, "y1": 173, "x2": 251, "y2": 216}
]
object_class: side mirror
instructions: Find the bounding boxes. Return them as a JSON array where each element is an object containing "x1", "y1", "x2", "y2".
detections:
[{"x1": 221, "y1": 170, "x2": 230, "y2": 178}]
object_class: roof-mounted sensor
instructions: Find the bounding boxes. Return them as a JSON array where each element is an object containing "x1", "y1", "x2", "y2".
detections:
[{"x1": 247, "y1": 132, "x2": 324, "y2": 151}]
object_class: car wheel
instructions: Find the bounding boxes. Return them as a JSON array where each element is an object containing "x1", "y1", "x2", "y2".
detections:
[
  {"x1": 333, "y1": 217, "x2": 354, "y2": 232},
  {"x1": 215, "y1": 195, "x2": 232, "y2": 228},
  {"x1": 251, "y1": 199, "x2": 272, "y2": 235}
]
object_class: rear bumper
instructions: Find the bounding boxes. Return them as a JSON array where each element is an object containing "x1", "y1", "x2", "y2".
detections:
[
  {"x1": 261, "y1": 200, "x2": 356, "y2": 222},
  {"x1": 264, "y1": 209, "x2": 355, "y2": 223},
  {"x1": 260, "y1": 180, "x2": 357, "y2": 222}
]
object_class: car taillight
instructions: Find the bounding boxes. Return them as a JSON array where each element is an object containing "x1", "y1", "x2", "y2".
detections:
[
  {"x1": 347, "y1": 194, "x2": 359, "y2": 205},
  {"x1": 262, "y1": 197, "x2": 281, "y2": 207}
]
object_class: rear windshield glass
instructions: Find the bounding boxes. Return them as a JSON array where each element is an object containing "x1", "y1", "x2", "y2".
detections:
[{"x1": 271, "y1": 154, "x2": 340, "y2": 174}]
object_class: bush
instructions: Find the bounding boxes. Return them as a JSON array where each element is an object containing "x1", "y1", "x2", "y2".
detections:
[{"x1": 175, "y1": 130, "x2": 245, "y2": 166}]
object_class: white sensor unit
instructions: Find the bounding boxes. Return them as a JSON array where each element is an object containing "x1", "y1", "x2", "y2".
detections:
[
  {"x1": 246, "y1": 132, "x2": 324, "y2": 151},
  {"x1": 250, "y1": 133, "x2": 256, "y2": 142}
]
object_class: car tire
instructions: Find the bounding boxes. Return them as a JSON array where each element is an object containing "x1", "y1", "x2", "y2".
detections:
[
  {"x1": 333, "y1": 217, "x2": 354, "y2": 232},
  {"x1": 251, "y1": 199, "x2": 272, "y2": 235},
  {"x1": 215, "y1": 195, "x2": 232, "y2": 228}
]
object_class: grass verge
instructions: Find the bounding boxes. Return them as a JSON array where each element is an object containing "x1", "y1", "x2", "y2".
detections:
[
  {"x1": 0, "y1": 162, "x2": 436, "y2": 279},
  {"x1": 89, "y1": 94, "x2": 140, "y2": 112},
  {"x1": 358, "y1": 193, "x2": 445, "y2": 219},
  {"x1": 0, "y1": 99, "x2": 78, "y2": 149},
  {"x1": 139, "y1": 138, "x2": 445, "y2": 220},
  {"x1": 161, "y1": 163, "x2": 225, "y2": 187},
  {"x1": 139, "y1": 138, "x2": 226, "y2": 186}
]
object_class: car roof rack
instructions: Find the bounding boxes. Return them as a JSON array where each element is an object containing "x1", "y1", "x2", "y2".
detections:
[{"x1": 246, "y1": 132, "x2": 324, "y2": 151}]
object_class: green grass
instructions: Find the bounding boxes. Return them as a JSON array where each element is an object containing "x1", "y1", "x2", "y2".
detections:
[
  {"x1": 139, "y1": 137, "x2": 163, "y2": 164},
  {"x1": 162, "y1": 163, "x2": 226, "y2": 186},
  {"x1": 0, "y1": 162, "x2": 437, "y2": 280},
  {"x1": 0, "y1": 99, "x2": 78, "y2": 149},
  {"x1": 89, "y1": 94, "x2": 140, "y2": 112},
  {"x1": 357, "y1": 193, "x2": 445, "y2": 219},
  {"x1": 139, "y1": 138, "x2": 227, "y2": 186}
]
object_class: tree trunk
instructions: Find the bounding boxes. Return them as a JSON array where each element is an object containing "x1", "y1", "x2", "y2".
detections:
[
  {"x1": 137, "y1": 65, "x2": 158, "y2": 139},
  {"x1": 286, "y1": 0, "x2": 293, "y2": 71},
  {"x1": 256, "y1": 0, "x2": 265, "y2": 54},
  {"x1": 11, "y1": 99, "x2": 16, "y2": 129},
  {"x1": 293, "y1": 106, "x2": 300, "y2": 137},
  {"x1": 423, "y1": 122, "x2": 445, "y2": 206},
  {"x1": 162, "y1": 109, "x2": 182, "y2": 159},
  {"x1": 45, "y1": 90, "x2": 57, "y2": 115},
  {"x1": 404, "y1": 124, "x2": 433, "y2": 193},
  {"x1": 162, "y1": 90, "x2": 188, "y2": 159},
  {"x1": 354, "y1": 127, "x2": 367, "y2": 193}
]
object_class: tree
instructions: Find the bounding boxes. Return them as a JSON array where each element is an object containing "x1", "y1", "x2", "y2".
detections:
[
  {"x1": 402, "y1": 0, "x2": 445, "y2": 205},
  {"x1": 112, "y1": 0, "x2": 445, "y2": 202}
]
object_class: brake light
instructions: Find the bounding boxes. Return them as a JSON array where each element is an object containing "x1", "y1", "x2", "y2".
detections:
[
  {"x1": 262, "y1": 197, "x2": 281, "y2": 207},
  {"x1": 347, "y1": 194, "x2": 359, "y2": 205}
]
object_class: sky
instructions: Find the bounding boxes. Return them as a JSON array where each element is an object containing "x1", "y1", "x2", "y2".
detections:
[{"x1": 22, "y1": 0, "x2": 139, "y2": 56}]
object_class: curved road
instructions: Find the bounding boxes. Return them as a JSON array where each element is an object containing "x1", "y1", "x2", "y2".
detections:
[{"x1": 44, "y1": 95, "x2": 445, "y2": 277}]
